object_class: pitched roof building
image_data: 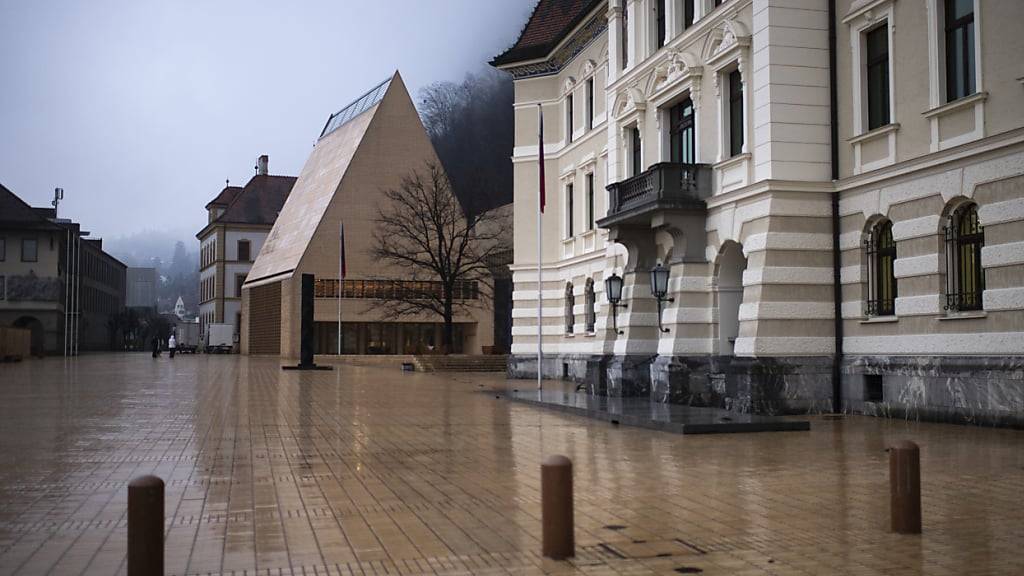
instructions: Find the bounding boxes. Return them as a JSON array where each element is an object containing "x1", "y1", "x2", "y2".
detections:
[
  {"x1": 1, "y1": 183, "x2": 126, "y2": 355},
  {"x1": 493, "y1": 0, "x2": 1024, "y2": 426},
  {"x1": 196, "y1": 156, "x2": 297, "y2": 343},
  {"x1": 242, "y1": 72, "x2": 494, "y2": 358}
]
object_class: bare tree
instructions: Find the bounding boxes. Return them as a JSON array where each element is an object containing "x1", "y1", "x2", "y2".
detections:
[
  {"x1": 371, "y1": 162, "x2": 511, "y2": 353},
  {"x1": 419, "y1": 69, "x2": 513, "y2": 217}
]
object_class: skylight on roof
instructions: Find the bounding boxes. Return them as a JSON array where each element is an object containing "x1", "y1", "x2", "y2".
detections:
[{"x1": 319, "y1": 76, "x2": 392, "y2": 139}]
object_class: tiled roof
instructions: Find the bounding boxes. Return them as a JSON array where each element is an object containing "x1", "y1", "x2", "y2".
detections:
[
  {"x1": 491, "y1": 0, "x2": 604, "y2": 66},
  {"x1": 216, "y1": 175, "x2": 297, "y2": 226},
  {"x1": 206, "y1": 185, "x2": 243, "y2": 209}
]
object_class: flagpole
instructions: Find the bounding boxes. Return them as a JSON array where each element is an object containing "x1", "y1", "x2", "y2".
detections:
[
  {"x1": 344, "y1": 220, "x2": 348, "y2": 352},
  {"x1": 537, "y1": 104, "x2": 543, "y2": 391}
]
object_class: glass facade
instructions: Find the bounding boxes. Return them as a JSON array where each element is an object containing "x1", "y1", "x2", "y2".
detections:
[{"x1": 314, "y1": 322, "x2": 466, "y2": 355}]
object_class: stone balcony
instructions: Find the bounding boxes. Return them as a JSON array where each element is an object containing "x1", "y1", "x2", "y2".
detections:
[
  {"x1": 598, "y1": 162, "x2": 712, "y2": 265},
  {"x1": 600, "y1": 162, "x2": 711, "y2": 227}
]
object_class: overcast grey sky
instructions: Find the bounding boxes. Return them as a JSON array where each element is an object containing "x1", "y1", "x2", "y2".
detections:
[{"x1": 0, "y1": 0, "x2": 534, "y2": 241}]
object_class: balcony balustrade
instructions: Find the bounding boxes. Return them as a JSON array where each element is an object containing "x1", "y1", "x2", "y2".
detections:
[{"x1": 601, "y1": 162, "x2": 711, "y2": 227}]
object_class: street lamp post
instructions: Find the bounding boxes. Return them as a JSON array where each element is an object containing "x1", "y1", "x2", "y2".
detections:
[
  {"x1": 650, "y1": 263, "x2": 674, "y2": 333},
  {"x1": 604, "y1": 273, "x2": 627, "y2": 335}
]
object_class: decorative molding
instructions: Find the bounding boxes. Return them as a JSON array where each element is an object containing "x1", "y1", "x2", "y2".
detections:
[{"x1": 504, "y1": 11, "x2": 609, "y2": 80}]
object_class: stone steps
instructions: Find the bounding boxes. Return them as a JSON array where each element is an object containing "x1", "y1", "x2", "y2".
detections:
[{"x1": 413, "y1": 355, "x2": 508, "y2": 373}]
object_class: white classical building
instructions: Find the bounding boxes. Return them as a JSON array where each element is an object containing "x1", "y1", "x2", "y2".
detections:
[
  {"x1": 196, "y1": 156, "x2": 296, "y2": 340},
  {"x1": 492, "y1": 0, "x2": 1024, "y2": 425}
]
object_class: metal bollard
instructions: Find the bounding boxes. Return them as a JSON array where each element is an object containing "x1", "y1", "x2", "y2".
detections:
[
  {"x1": 128, "y1": 475, "x2": 164, "y2": 575},
  {"x1": 889, "y1": 440, "x2": 921, "y2": 534},
  {"x1": 541, "y1": 455, "x2": 574, "y2": 559}
]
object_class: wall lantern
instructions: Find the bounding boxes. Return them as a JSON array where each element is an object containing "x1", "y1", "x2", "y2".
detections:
[
  {"x1": 649, "y1": 262, "x2": 674, "y2": 333},
  {"x1": 604, "y1": 272, "x2": 627, "y2": 335}
]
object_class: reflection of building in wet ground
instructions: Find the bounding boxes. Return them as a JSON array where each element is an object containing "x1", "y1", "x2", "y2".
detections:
[
  {"x1": 0, "y1": 183, "x2": 126, "y2": 354},
  {"x1": 0, "y1": 353, "x2": 1021, "y2": 574},
  {"x1": 241, "y1": 73, "x2": 496, "y2": 358},
  {"x1": 492, "y1": 0, "x2": 1024, "y2": 426}
]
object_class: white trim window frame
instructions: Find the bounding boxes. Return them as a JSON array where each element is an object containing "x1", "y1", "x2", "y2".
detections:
[
  {"x1": 845, "y1": 0, "x2": 898, "y2": 175},
  {"x1": 705, "y1": 19, "x2": 751, "y2": 194},
  {"x1": 707, "y1": 34, "x2": 751, "y2": 193},
  {"x1": 924, "y1": 0, "x2": 985, "y2": 152}
]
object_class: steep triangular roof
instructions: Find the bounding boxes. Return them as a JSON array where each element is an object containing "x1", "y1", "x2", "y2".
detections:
[
  {"x1": 0, "y1": 182, "x2": 57, "y2": 226},
  {"x1": 246, "y1": 72, "x2": 408, "y2": 285}
]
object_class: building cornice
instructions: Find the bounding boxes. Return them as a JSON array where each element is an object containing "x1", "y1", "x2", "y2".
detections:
[{"x1": 500, "y1": 7, "x2": 608, "y2": 80}]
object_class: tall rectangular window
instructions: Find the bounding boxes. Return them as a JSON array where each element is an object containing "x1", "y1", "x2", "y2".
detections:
[
  {"x1": 656, "y1": 0, "x2": 667, "y2": 48},
  {"x1": 684, "y1": 0, "x2": 694, "y2": 29},
  {"x1": 0, "y1": 237, "x2": 5, "y2": 261},
  {"x1": 670, "y1": 97, "x2": 695, "y2": 164},
  {"x1": 22, "y1": 238, "x2": 37, "y2": 262},
  {"x1": 566, "y1": 183, "x2": 574, "y2": 238},
  {"x1": 586, "y1": 78, "x2": 594, "y2": 130},
  {"x1": 621, "y1": 5, "x2": 629, "y2": 69},
  {"x1": 728, "y1": 70, "x2": 744, "y2": 157},
  {"x1": 235, "y1": 274, "x2": 246, "y2": 297},
  {"x1": 586, "y1": 173, "x2": 595, "y2": 230},
  {"x1": 631, "y1": 128, "x2": 642, "y2": 177},
  {"x1": 944, "y1": 0, "x2": 975, "y2": 102},
  {"x1": 237, "y1": 239, "x2": 251, "y2": 262},
  {"x1": 566, "y1": 93, "x2": 574, "y2": 143},
  {"x1": 866, "y1": 24, "x2": 890, "y2": 130}
]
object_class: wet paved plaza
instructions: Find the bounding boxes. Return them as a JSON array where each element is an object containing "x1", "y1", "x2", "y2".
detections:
[{"x1": 0, "y1": 354, "x2": 1022, "y2": 575}]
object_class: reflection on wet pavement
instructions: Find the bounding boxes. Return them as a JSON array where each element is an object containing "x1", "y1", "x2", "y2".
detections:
[{"x1": 0, "y1": 354, "x2": 1021, "y2": 575}]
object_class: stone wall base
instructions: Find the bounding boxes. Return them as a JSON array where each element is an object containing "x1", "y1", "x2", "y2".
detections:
[
  {"x1": 509, "y1": 353, "x2": 1023, "y2": 426},
  {"x1": 509, "y1": 353, "x2": 833, "y2": 415},
  {"x1": 842, "y1": 356, "x2": 1024, "y2": 428}
]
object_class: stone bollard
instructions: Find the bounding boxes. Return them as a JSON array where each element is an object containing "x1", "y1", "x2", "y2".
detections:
[
  {"x1": 128, "y1": 475, "x2": 164, "y2": 575},
  {"x1": 541, "y1": 455, "x2": 574, "y2": 559},
  {"x1": 889, "y1": 440, "x2": 921, "y2": 534}
]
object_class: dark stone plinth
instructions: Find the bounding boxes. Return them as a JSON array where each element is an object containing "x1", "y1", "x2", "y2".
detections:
[
  {"x1": 605, "y1": 355, "x2": 654, "y2": 397},
  {"x1": 502, "y1": 388, "x2": 810, "y2": 434},
  {"x1": 842, "y1": 355, "x2": 1024, "y2": 428}
]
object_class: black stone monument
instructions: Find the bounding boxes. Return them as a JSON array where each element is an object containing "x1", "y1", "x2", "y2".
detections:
[{"x1": 283, "y1": 273, "x2": 332, "y2": 371}]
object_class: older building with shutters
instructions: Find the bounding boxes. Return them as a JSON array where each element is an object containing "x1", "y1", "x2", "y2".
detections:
[
  {"x1": 196, "y1": 156, "x2": 296, "y2": 343},
  {"x1": 492, "y1": 0, "x2": 1024, "y2": 425},
  {"x1": 241, "y1": 72, "x2": 495, "y2": 358}
]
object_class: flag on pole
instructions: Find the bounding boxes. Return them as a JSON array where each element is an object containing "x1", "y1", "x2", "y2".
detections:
[
  {"x1": 538, "y1": 107, "x2": 546, "y2": 213},
  {"x1": 339, "y1": 223, "x2": 347, "y2": 279}
]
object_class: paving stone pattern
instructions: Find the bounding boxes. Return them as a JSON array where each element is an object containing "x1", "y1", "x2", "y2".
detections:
[{"x1": 0, "y1": 354, "x2": 1022, "y2": 575}]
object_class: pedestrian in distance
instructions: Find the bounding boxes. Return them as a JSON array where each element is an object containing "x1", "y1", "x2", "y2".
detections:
[
  {"x1": 151, "y1": 336, "x2": 160, "y2": 358},
  {"x1": 168, "y1": 334, "x2": 177, "y2": 359}
]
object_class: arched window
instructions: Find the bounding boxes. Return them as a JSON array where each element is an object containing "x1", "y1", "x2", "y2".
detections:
[
  {"x1": 564, "y1": 282, "x2": 575, "y2": 334},
  {"x1": 584, "y1": 278, "x2": 596, "y2": 333},
  {"x1": 944, "y1": 203, "x2": 985, "y2": 311},
  {"x1": 864, "y1": 219, "x2": 897, "y2": 316}
]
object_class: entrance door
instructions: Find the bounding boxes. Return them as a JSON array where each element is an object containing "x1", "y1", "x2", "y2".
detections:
[{"x1": 716, "y1": 243, "x2": 747, "y2": 355}]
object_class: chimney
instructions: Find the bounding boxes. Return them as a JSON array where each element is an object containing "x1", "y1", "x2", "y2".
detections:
[{"x1": 257, "y1": 155, "x2": 269, "y2": 176}]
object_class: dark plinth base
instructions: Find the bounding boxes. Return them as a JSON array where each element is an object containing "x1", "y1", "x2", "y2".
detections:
[
  {"x1": 510, "y1": 352, "x2": 1024, "y2": 427},
  {"x1": 504, "y1": 388, "x2": 809, "y2": 434},
  {"x1": 282, "y1": 364, "x2": 333, "y2": 371},
  {"x1": 841, "y1": 355, "x2": 1024, "y2": 428}
]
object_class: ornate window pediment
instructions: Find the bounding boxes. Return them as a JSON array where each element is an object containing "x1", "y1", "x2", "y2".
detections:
[
  {"x1": 612, "y1": 85, "x2": 647, "y2": 119},
  {"x1": 703, "y1": 19, "x2": 751, "y2": 68},
  {"x1": 647, "y1": 50, "x2": 703, "y2": 101}
]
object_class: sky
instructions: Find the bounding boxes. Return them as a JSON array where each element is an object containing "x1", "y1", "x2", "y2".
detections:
[{"x1": 0, "y1": 0, "x2": 535, "y2": 242}]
